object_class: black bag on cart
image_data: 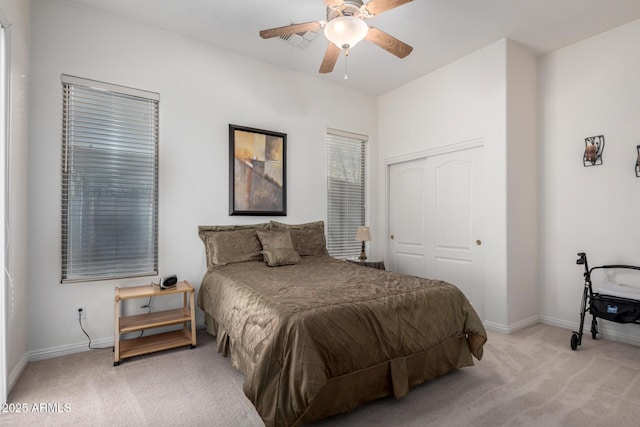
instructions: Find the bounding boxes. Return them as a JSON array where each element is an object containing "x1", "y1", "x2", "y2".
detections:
[{"x1": 591, "y1": 294, "x2": 640, "y2": 323}]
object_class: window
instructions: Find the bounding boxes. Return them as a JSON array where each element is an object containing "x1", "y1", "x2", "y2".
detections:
[
  {"x1": 326, "y1": 129, "x2": 367, "y2": 259},
  {"x1": 61, "y1": 75, "x2": 159, "y2": 282}
]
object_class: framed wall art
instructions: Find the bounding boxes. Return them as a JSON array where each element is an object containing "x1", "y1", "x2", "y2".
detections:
[{"x1": 229, "y1": 124, "x2": 287, "y2": 216}]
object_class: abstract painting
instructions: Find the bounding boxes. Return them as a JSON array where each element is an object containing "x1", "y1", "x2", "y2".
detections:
[{"x1": 229, "y1": 124, "x2": 286, "y2": 215}]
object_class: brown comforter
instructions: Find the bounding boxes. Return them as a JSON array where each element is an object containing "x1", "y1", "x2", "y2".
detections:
[{"x1": 197, "y1": 255, "x2": 487, "y2": 426}]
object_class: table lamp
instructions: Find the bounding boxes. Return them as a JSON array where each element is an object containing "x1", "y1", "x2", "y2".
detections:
[{"x1": 355, "y1": 226, "x2": 372, "y2": 260}]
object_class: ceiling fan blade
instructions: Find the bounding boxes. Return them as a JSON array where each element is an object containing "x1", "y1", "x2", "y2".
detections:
[
  {"x1": 259, "y1": 21, "x2": 324, "y2": 39},
  {"x1": 365, "y1": 26, "x2": 413, "y2": 58},
  {"x1": 319, "y1": 43, "x2": 341, "y2": 73},
  {"x1": 364, "y1": 0, "x2": 413, "y2": 16},
  {"x1": 324, "y1": 0, "x2": 345, "y2": 10}
]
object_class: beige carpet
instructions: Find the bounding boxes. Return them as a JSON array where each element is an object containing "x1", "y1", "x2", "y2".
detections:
[{"x1": 2, "y1": 323, "x2": 640, "y2": 427}]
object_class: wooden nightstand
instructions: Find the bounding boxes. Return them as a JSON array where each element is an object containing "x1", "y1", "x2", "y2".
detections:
[
  {"x1": 346, "y1": 258, "x2": 386, "y2": 270},
  {"x1": 114, "y1": 281, "x2": 196, "y2": 366}
]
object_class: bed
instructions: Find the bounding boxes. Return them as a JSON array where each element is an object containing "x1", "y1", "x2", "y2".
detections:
[{"x1": 197, "y1": 221, "x2": 487, "y2": 426}]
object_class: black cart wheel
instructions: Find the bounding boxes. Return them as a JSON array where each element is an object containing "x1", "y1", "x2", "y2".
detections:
[
  {"x1": 591, "y1": 319, "x2": 598, "y2": 340},
  {"x1": 570, "y1": 333, "x2": 579, "y2": 351}
]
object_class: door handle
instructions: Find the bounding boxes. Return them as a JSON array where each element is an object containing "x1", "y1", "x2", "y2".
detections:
[
  {"x1": 476, "y1": 240, "x2": 482, "y2": 246},
  {"x1": 390, "y1": 235, "x2": 395, "y2": 240}
]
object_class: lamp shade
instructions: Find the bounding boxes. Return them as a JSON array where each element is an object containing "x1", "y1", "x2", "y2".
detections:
[
  {"x1": 324, "y1": 16, "x2": 369, "y2": 50},
  {"x1": 355, "y1": 226, "x2": 372, "y2": 242}
]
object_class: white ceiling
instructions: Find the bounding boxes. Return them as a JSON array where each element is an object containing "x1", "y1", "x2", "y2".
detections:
[{"x1": 63, "y1": 0, "x2": 640, "y2": 95}]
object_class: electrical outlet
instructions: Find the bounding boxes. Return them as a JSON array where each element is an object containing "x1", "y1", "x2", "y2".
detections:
[{"x1": 74, "y1": 306, "x2": 86, "y2": 320}]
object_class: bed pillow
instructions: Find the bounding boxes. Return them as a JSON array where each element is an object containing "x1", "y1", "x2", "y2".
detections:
[
  {"x1": 198, "y1": 224, "x2": 269, "y2": 269},
  {"x1": 269, "y1": 220, "x2": 329, "y2": 256},
  {"x1": 256, "y1": 230, "x2": 301, "y2": 267}
]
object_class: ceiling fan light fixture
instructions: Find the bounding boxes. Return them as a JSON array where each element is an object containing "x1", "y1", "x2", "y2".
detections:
[{"x1": 324, "y1": 15, "x2": 368, "y2": 50}]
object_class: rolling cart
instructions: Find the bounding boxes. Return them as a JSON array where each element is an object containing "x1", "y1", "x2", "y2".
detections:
[{"x1": 571, "y1": 252, "x2": 640, "y2": 350}]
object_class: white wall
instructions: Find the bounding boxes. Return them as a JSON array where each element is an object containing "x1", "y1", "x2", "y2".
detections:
[
  {"x1": 539, "y1": 19, "x2": 640, "y2": 344},
  {"x1": 378, "y1": 39, "x2": 540, "y2": 332},
  {"x1": 0, "y1": 0, "x2": 31, "y2": 395},
  {"x1": 27, "y1": 0, "x2": 377, "y2": 357},
  {"x1": 506, "y1": 40, "x2": 539, "y2": 329},
  {"x1": 379, "y1": 40, "x2": 509, "y2": 328}
]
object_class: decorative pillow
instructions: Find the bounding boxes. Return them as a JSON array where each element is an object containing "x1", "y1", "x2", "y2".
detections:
[
  {"x1": 256, "y1": 230, "x2": 301, "y2": 266},
  {"x1": 198, "y1": 224, "x2": 269, "y2": 269},
  {"x1": 262, "y1": 248, "x2": 302, "y2": 267},
  {"x1": 269, "y1": 220, "x2": 328, "y2": 256},
  {"x1": 256, "y1": 229, "x2": 294, "y2": 250}
]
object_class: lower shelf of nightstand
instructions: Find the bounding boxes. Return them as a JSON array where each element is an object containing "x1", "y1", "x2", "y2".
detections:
[{"x1": 117, "y1": 328, "x2": 194, "y2": 362}]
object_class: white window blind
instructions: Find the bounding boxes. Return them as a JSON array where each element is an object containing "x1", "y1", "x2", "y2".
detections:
[
  {"x1": 326, "y1": 129, "x2": 366, "y2": 259},
  {"x1": 61, "y1": 75, "x2": 159, "y2": 283}
]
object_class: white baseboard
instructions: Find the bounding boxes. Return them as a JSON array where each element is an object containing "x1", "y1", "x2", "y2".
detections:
[
  {"x1": 601, "y1": 328, "x2": 640, "y2": 346},
  {"x1": 27, "y1": 322, "x2": 207, "y2": 362},
  {"x1": 539, "y1": 315, "x2": 640, "y2": 346},
  {"x1": 538, "y1": 315, "x2": 577, "y2": 331},
  {"x1": 483, "y1": 321, "x2": 510, "y2": 334},
  {"x1": 484, "y1": 315, "x2": 539, "y2": 334},
  {"x1": 28, "y1": 337, "x2": 115, "y2": 362},
  {"x1": 8, "y1": 352, "x2": 28, "y2": 394}
]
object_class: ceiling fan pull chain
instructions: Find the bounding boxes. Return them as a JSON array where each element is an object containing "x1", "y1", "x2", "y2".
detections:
[{"x1": 344, "y1": 49, "x2": 349, "y2": 80}]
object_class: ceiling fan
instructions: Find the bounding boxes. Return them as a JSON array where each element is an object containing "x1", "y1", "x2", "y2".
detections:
[{"x1": 259, "y1": 0, "x2": 413, "y2": 75}]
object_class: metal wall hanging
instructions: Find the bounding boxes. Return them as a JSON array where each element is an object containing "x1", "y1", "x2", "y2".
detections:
[
  {"x1": 583, "y1": 135, "x2": 605, "y2": 167},
  {"x1": 636, "y1": 145, "x2": 640, "y2": 177}
]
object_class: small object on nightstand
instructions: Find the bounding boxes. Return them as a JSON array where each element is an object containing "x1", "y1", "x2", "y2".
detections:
[
  {"x1": 346, "y1": 257, "x2": 385, "y2": 271},
  {"x1": 159, "y1": 274, "x2": 178, "y2": 289}
]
